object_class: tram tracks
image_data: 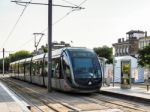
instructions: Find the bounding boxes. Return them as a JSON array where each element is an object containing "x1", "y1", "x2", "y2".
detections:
[
  {"x1": 0, "y1": 78, "x2": 75, "y2": 112},
  {"x1": 1, "y1": 77, "x2": 149, "y2": 112},
  {"x1": 48, "y1": 91, "x2": 149, "y2": 112},
  {"x1": 80, "y1": 94, "x2": 149, "y2": 112}
]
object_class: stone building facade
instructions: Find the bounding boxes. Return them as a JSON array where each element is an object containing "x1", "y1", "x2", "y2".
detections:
[
  {"x1": 138, "y1": 36, "x2": 150, "y2": 49},
  {"x1": 113, "y1": 30, "x2": 146, "y2": 57}
]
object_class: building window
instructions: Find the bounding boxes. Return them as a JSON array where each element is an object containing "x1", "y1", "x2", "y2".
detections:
[
  {"x1": 139, "y1": 41, "x2": 141, "y2": 49},
  {"x1": 117, "y1": 48, "x2": 120, "y2": 55},
  {"x1": 126, "y1": 47, "x2": 129, "y2": 54},
  {"x1": 120, "y1": 48, "x2": 122, "y2": 55},
  {"x1": 146, "y1": 41, "x2": 149, "y2": 46},
  {"x1": 142, "y1": 41, "x2": 144, "y2": 48},
  {"x1": 123, "y1": 47, "x2": 126, "y2": 54}
]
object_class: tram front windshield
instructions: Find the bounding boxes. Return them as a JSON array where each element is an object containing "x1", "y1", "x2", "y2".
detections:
[{"x1": 69, "y1": 50, "x2": 101, "y2": 78}]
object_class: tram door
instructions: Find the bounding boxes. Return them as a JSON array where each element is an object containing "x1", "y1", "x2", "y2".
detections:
[{"x1": 52, "y1": 57, "x2": 62, "y2": 89}]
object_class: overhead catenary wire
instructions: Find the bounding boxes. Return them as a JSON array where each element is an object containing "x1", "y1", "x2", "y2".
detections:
[
  {"x1": 0, "y1": 0, "x2": 32, "y2": 48},
  {"x1": 53, "y1": 0, "x2": 88, "y2": 25},
  {"x1": 16, "y1": 37, "x2": 33, "y2": 50},
  {"x1": 53, "y1": 9, "x2": 76, "y2": 25},
  {"x1": 15, "y1": 0, "x2": 88, "y2": 50},
  {"x1": 61, "y1": 0, "x2": 78, "y2": 7},
  {"x1": 11, "y1": 1, "x2": 85, "y2": 9},
  {"x1": 9, "y1": 0, "x2": 88, "y2": 52},
  {"x1": 78, "y1": 0, "x2": 88, "y2": 6},
  {"x1": 15, "y1": 27, "x2": 48, "y2": 51}
]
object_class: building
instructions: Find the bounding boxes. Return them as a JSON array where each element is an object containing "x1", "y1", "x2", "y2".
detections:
[
  {"x1": 139, "y1": 36, "x2": 150, "y2": 49},
  {"x1": 113, "y1": 30, "x2": 146, "y2": 57},
  {"x1": 52, "y1": 41, "x2": 71, "y2": 50},
  {"x1": 126, "y1": 30, "x2": 145, "y2": 39},
  {"x1": 112, "y1": 30, "x2": 148, "y2": 84}
]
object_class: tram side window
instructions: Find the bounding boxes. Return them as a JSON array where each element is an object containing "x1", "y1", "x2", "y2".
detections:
[
  {"x1": 62, "y1": 59, "x2": 71, "y2": 80},
  {"x1": 38, "y1": 60, "x2": 43, "y2": 76},
  {"x1": 9, "y1": 65, "x2": 12, "y2": 73},
  {"x1": 12, "y1": 64, "x2": 15, "y2": 73},
  {"x1": 14, "y1": 64, "x2": 17, "y2": 74},
  {"x1": 31, "y1": 61, "x2": 37, "y2": 76},
  {"x1": 35, "y1": 60, "x2": 42, "y2": 76},
  {"x1": 52, "y1": 60, "x2": 55, "y2": 78},
  {"x1": 52, "y1": 58, "x2": 62, "y2": 79},
  {"x1": 15, "y1": 63, "x2": 19, "y2": 74},
  {"x1": 39, "y1": 61, "x2": 43, "y2": 76},
  {"x1": 19, "y1": 63, "x2": 24, "y2": 74},
  {"x1": 43, "y1": 60, "x2": 48, "y2": 76},
  {"x1": 25, "y1": 62, "x2": 30, "y2": 76},
  {"x1": 31, "y1": 60, "x2": 43, "y2": 76}
]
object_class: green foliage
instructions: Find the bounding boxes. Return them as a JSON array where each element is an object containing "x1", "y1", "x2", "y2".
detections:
[
  {"x1": 93, "y1": 46, "x2": 113, "y2": 64},
  {"x1": 43, "y1": 47, "x2": 48, "y2": 53},
  {"x1": 0, "y1": 50, "x2": 32, "y2": 73},
  {"x1": 0, "y1": 57, "x2": 10, "y2": 73},
  {"x1": 41, "y1": 45, "x2": 48, "y2": 53},
  {"x1": 9, "y1": 50, "x2": 32, "y2": 62},
  {"x1": 138, "y1": 45, "x2": 150, "y2": 67}
]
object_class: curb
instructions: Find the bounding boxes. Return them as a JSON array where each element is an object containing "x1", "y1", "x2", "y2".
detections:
[{"x1": 100, "y1": 90, "x2": 150, "y2": 104}]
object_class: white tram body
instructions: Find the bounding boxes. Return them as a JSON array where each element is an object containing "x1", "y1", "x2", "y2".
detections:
[{"x1": 10, "y1": 47, "x2": 102, "y2": 93}]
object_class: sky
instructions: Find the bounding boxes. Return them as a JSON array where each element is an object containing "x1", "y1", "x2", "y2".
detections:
[{"x1": 0, "y1": 0, "x2": 150, "y2": 58}]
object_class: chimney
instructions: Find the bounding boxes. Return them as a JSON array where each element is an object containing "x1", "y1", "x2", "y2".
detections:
[
  {"x1": 145, "y1": 31, "x2": 147, "y2": 37},
  {"x1": 118, "y1": 38, "x2": 121, "y2": 43}
]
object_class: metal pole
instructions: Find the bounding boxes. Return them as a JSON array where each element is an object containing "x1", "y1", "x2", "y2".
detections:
[
  {"x1": 3, "y1": 48, "x2": 5, "y2": 76},
  {"x1": 34, "y1": 35, "x2": 37, "y2": 54},
  {"x1": 33, "y1": 33, "x2": 44, "y2": 55},
  {"x1": 113, "y1": 56, "x2": 115, "y2": 87},
  {"x1": 103, "y1": 60, "x2": 105, "y2": 86},
  {"x1": 48, "y1": 0, "x2": 52, "y2": 92}
]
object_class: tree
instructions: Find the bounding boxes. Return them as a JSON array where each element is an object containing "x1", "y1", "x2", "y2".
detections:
[
  {"x1": 9, "y1": 50, "x2": 32, "y2": 62},
  {"x1": 0, "y1": 57, "x2": 10, "y2": 73},
  {"x1": 138, "y1": 45, "x2": 150, "y2": 67},
  {"x1": 0, "y1": 50, "x2": 32, "y2": 73},
  {"x1": 93, "y1": 46, "x2": 113, "y2": 64},
  {"x1": 41, "y1": 45, "x2": 48, "y2": 53}
]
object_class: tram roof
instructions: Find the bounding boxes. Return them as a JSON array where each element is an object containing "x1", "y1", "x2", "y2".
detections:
[
  {"x1": 32, "y1": 53, "x2": 45, "y2": 60},
  {"x1": 19, "y1": 58, "x2": 26, "y2": 63},
  {"x1": 12, "y1": 60, "x2": 20, "y2": 64},
  {"x1": 65, "y1": 47, "x2": 92, "y2": 51},
  {"x1": 25, "y1": 57, "x2": 32, "y2": 62},
  {"x1": 10, "y1": 61, "x2": 15, "y2": 65},
  {"x1": 45, "y1": 47, "x2": 93, "y2": 57}
]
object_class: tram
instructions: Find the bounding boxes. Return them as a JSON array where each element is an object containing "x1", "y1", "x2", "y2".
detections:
[{"x1": 10, "y1": 47, "x2": 102, "y2": 93}]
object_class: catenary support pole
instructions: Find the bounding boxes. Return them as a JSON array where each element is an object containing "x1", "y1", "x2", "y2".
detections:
[
  {"x1": 48, "y1": 0, "x2": 52, "y2": 92},
  {"x1": 33, "y1": 33, "x2": 44, "y2": 54},
  {"x1": 3, "y1": 48, "x2": 5, "y2": 76}
]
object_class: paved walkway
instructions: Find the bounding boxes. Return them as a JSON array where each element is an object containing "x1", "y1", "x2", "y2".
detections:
[
  {"x1": 101, "y1": 84, "x2": 150, "y2": 101},
  {"x1": 0, "y1": 81, "x2": 30, "y2": 112}
]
